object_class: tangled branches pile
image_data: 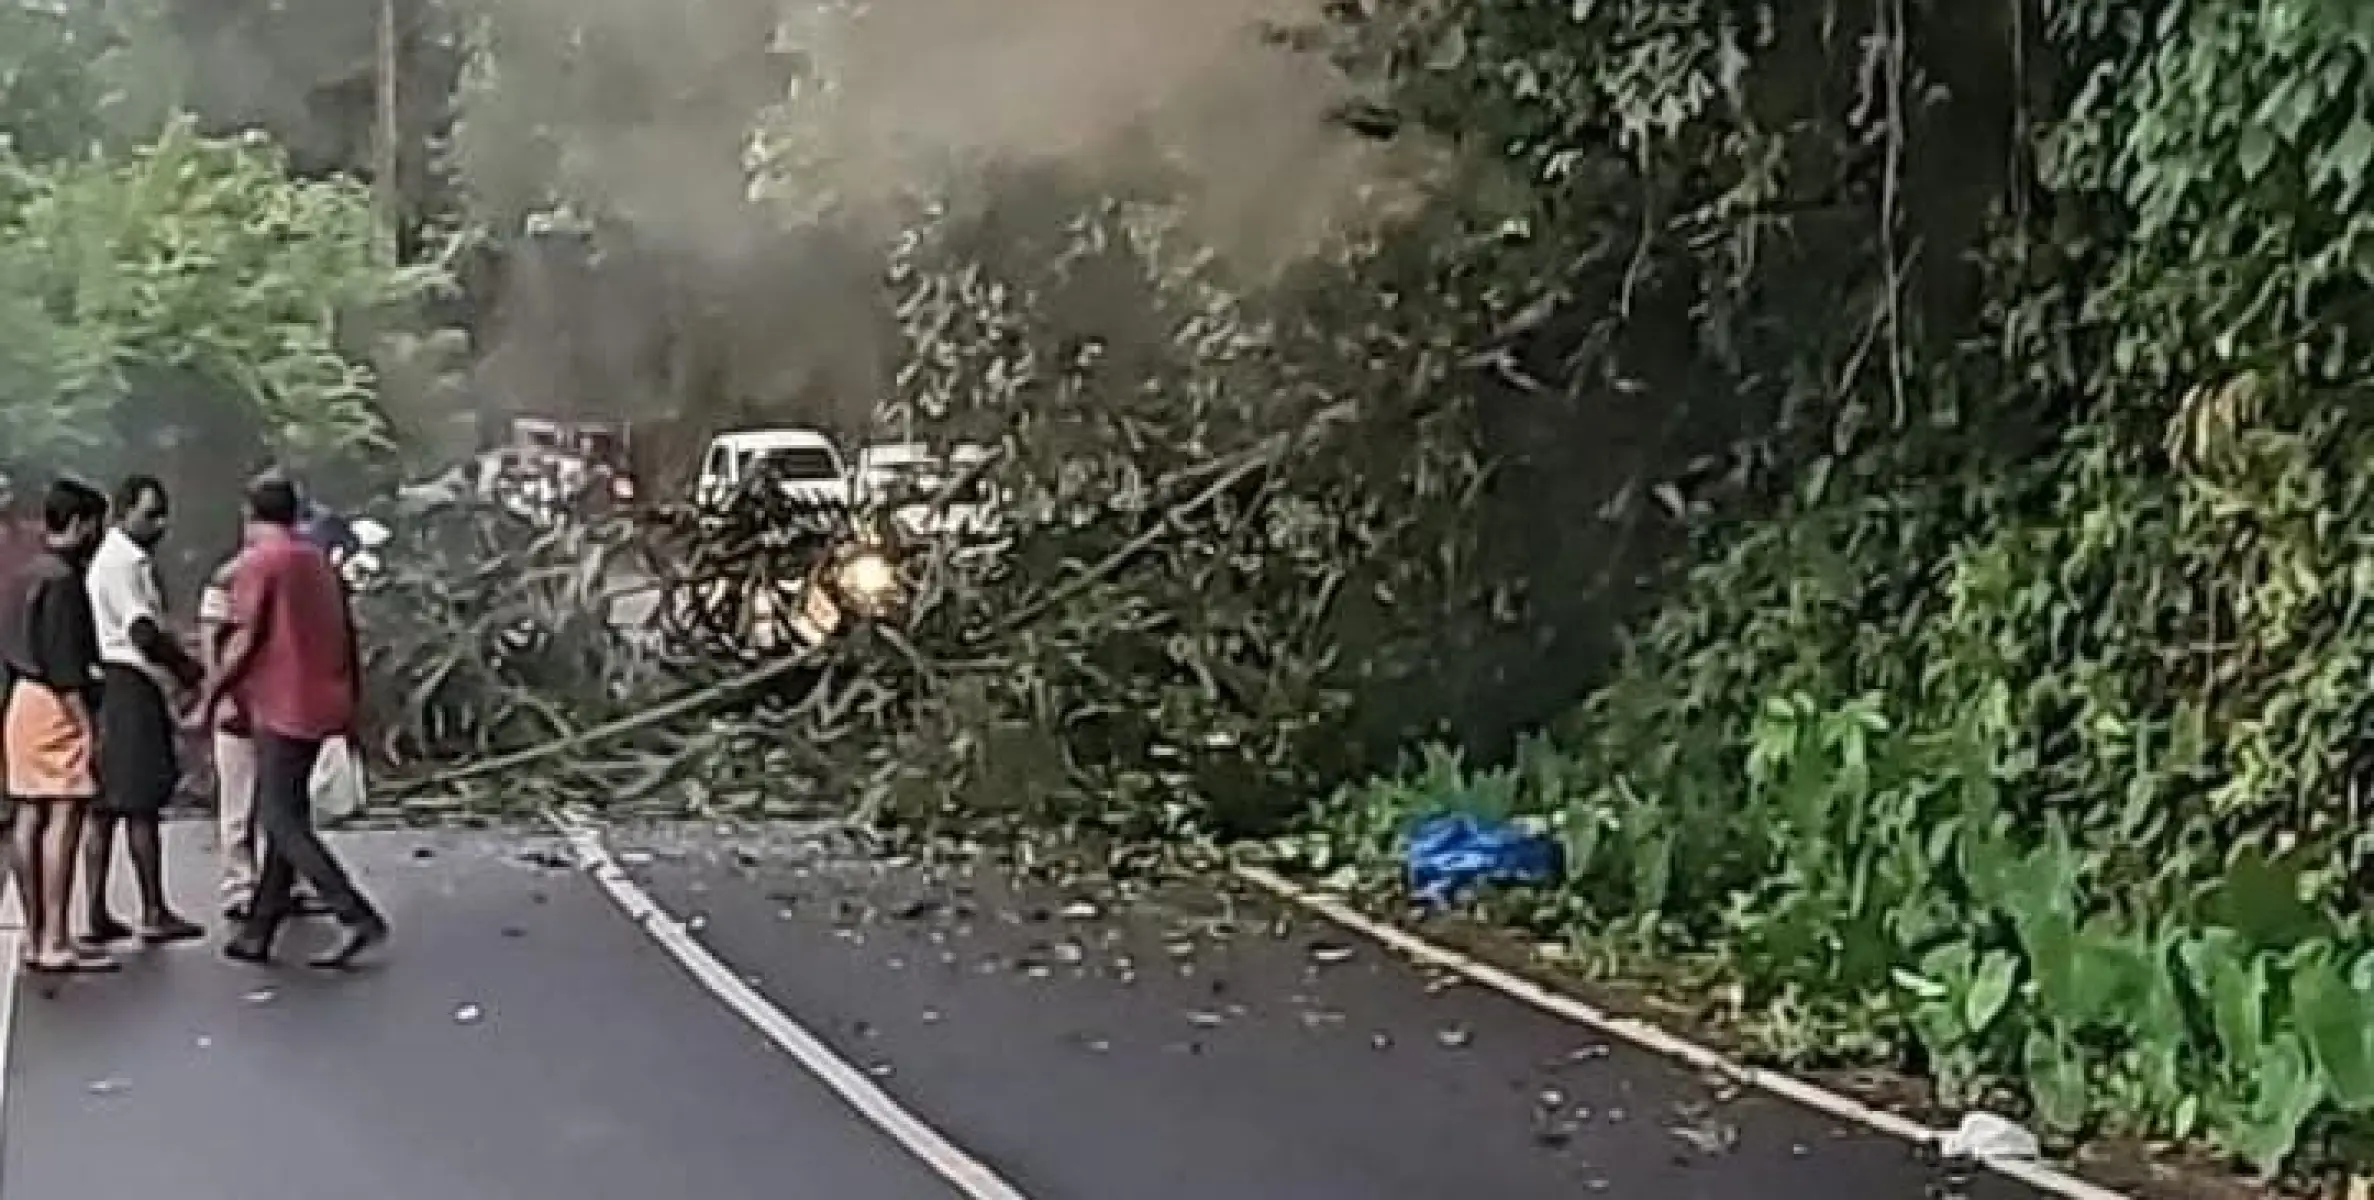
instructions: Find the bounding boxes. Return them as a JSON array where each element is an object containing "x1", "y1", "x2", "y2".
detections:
[{"x1": 367, "y1": 180, "x2": 1506, "y2": 850}]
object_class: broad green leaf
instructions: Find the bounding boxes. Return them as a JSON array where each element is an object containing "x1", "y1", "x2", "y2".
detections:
[
  {"x1": 2219, "y1": 1034, "x2": 2322, "y2": 1177},
  {"x1": 2293, "y1": 949, "x2": 2374, "y2": 1110},
  {"x1": 1965, "y1": 950, "x2": 2019, "y2": 1035},
  {"x1": 2179, "y1": 929, "x2": 2265, "y2": 1064},
  {"x1": 2023, "y1": 1029, "x2": 2088, "y2": 1133},
  {"x1": 2204, "y1": 848, "x2": 2323, "y2": 951}
]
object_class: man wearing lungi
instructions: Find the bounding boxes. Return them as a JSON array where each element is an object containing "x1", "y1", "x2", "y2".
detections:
[
  {"x1": 2, "y1": 480, "x2": 112, "y2": 973},
  {"x1": 81, "y1": 475, "x2": 205, "y2": 946}
]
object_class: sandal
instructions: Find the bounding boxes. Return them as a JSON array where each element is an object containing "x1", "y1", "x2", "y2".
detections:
[
  {"x1": 65, "y1": 947, "x2": 119, "y2": 973},
  {"x1": 138, "y1": 916, "x2": 205, "y2": 945},
  {"x1": 25, "y1": 947, "x2": 108, "y2": 974}
]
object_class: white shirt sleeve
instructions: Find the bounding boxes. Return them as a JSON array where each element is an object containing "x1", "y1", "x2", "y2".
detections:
[{"x1": 87, "y1": 531, "x2": 151, "y2": 666}]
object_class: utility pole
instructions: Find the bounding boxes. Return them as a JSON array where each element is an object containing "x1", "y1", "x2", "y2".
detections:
[{"x1": 373, "y1": 0, "x2": 401, "y2": 263}]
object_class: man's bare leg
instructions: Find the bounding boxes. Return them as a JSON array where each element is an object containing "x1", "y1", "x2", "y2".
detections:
[
  {"x1": 80, "y1": 811, "x2": 131, "y2": 942},
  {"x1": 38, "y1": 803, "x2": 107, "y2": 969},
  {"x1": 125, "y1": 817, "x2": 199, "y2": 940},
  {"x1": 11, "y1": 800, "x2": 45, "y2": 963}
]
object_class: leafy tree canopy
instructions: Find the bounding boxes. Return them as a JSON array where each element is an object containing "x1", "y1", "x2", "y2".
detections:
[{"x1": 0, "y1": 6, "x2": 447, "y2": 483}]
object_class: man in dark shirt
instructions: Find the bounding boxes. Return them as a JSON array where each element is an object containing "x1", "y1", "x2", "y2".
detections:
[
  {"x1": 196, "y1": 476, "x2": 387, "y2": 969},
  {"x1": 2, "y1": 480, "x2": 113, "y2": 973}
]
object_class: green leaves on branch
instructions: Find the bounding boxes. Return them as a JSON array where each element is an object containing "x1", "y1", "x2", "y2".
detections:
[
  {"x1": 858, "y1": 190, "x2": 1495, "y2": 840},
  {"x1": 0, "y1": 119, "x2": 439, "y2": 468}
]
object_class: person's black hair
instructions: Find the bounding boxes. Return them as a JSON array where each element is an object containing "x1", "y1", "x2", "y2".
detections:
[
  {"x1": 113, "y1": 473, "x2": 166, "y2": 516},
  {"x1": 246, "y1": 476, "x2": 302, "y2": 526},
  {"x1": 42, "y1": 479, "x2": 107, "y2": 534}
]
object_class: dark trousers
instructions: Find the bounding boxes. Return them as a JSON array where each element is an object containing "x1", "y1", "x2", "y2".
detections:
[{"x1": 247, "y1": 731, "x2": 378, "y2": 933}]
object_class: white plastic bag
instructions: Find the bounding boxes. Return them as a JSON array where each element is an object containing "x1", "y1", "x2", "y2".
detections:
[
  {"x1": 310, "y1": 736, "x2": 367, "y2": 827},
  {"x1": 1939, "y1": 1112, "x2": 2040, "y2": 1163}
]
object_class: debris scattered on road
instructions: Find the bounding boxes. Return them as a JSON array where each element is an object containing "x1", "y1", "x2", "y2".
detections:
[
  {"x1": 243, "y1": 987, "x2": 277, "y2": 1005},
  {"x1": 454, "y1": 1003, "x2": 485, "y2": 1025},
  {"x1": 87, "y1": 1077, "x2": 129, "y2": 1096},
  {"x1": 1668, "y1": 1112, "x2": 1739, "y2": 1156},
  {"x1": 1296, "y1": 1005, "x2": 1345, "y2": 1030},
  {"x1": 891, "y1": 897, "x2": 945, "y2": 922},
  {"x1": 1436, "y1": 1024, "x2": 1473, "y2": 1049},
  {"x1": 1309, "y1": 941, "x2": 1356, "y2": 965}
]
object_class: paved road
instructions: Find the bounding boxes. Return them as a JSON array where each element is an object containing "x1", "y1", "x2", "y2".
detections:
[
  {"x1": 621, "y1": 825, "x2": 2036, "y2": 1200},
  {"x1": 3, "y1": 827, "x2": 947, "y2": 1200},
  {"x1": 3, "y1": 821, "x2": 2047, "y2": 1200}
]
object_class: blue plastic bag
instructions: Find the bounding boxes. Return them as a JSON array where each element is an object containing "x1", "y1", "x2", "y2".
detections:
[{"x1": 1403, "y1": 813, "x2": 1565, "y2": 907}]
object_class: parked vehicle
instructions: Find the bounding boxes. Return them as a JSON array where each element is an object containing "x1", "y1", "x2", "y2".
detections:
[
  {"x1": 853, "y1": 439, "x2": 1004, "y2": 543},
  {"x1": 484, "y1": 416, "x2": 641, "y2": 524},
  {"x1": 475, "y1": 447, "x2": 572, "y2": 528},
  {"x1": 693, "y1": 428, "x2": 851, "y2": 510}
]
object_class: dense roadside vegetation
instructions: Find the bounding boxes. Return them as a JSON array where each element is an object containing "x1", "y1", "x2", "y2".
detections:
[
  {"x1": 1282, "y1": 0, "x2": 2374, "y2": 1179},
  {"x1": 9, "y1": 0, "x2": 2373, "y2": 1180}
]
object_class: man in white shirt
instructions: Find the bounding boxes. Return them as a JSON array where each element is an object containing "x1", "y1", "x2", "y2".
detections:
[{"x1": 81, "y1": 475, "x2": 205, "y2": 945}]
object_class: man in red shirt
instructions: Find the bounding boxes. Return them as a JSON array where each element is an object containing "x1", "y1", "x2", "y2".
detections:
[{"x1": 195, "y1": 476, "x2": 387, "y2": 968}]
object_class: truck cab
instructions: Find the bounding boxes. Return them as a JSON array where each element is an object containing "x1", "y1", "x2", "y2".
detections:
[{"x1": 694, "y1": 428, "x2": 851, "y2": 509}]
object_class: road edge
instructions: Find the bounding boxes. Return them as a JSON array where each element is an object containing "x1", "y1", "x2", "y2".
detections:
[
  {"x1": 1228, "y1": 862, "x2": 2130, "y2": 1200},
  {"x1": 545, "y1": 808, "x2": 1031, "y2": 1200},
  {"x1": 0, "y1": 875, "x2": 21, "y2": 1198}
]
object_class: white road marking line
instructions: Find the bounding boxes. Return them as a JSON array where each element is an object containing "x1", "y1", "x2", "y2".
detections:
[
  {"x1": 0, "y1": 927, "x2": 22, "y2": 1183},
  {"x1": 548, "y1": 811, "x2": 1029, "y2": 1200},
  {"x1": 0, "y1": 869, "x2": 22, "y2": 1182},
  {"x1": 1230, "y1": 864, "x2": 2133, "y2": 1200}
]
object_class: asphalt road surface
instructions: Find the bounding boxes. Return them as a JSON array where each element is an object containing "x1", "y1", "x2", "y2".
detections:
[{"x1": 2, "y1": 821, "x2": 2051, "y2": 1200}]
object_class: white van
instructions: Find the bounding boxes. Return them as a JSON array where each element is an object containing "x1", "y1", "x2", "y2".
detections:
[
  {"x1": 853, "y1": 440, "x2": 1003, "y2": 540},
  {"x1": 695, "y1": 429, "x2": 851, "y2": 509}
]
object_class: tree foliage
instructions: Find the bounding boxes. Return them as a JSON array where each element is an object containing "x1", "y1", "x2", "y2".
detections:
[
  {"x1": 0, "y1": 9, "x2": 445, "y2": 489},
  {"x1": 1282, "y1": 0, "x2": 2374, "y2": 1177}
]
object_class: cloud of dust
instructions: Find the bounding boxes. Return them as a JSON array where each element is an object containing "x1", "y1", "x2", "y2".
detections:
[
  {"x1": 444, "y1": 0, "x2": 1428, "y2": 434},
  {"x1": 772, "y1": 0, "x2": 1412, "y2": 259},
  {"x1": 462, "y1": 0, "x2": 1417, "y2": 268}
]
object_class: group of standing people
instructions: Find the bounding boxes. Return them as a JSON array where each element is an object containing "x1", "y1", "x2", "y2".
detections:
[{"x1": 0, "y1": 470, "x2": 387, "y2": 975}]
